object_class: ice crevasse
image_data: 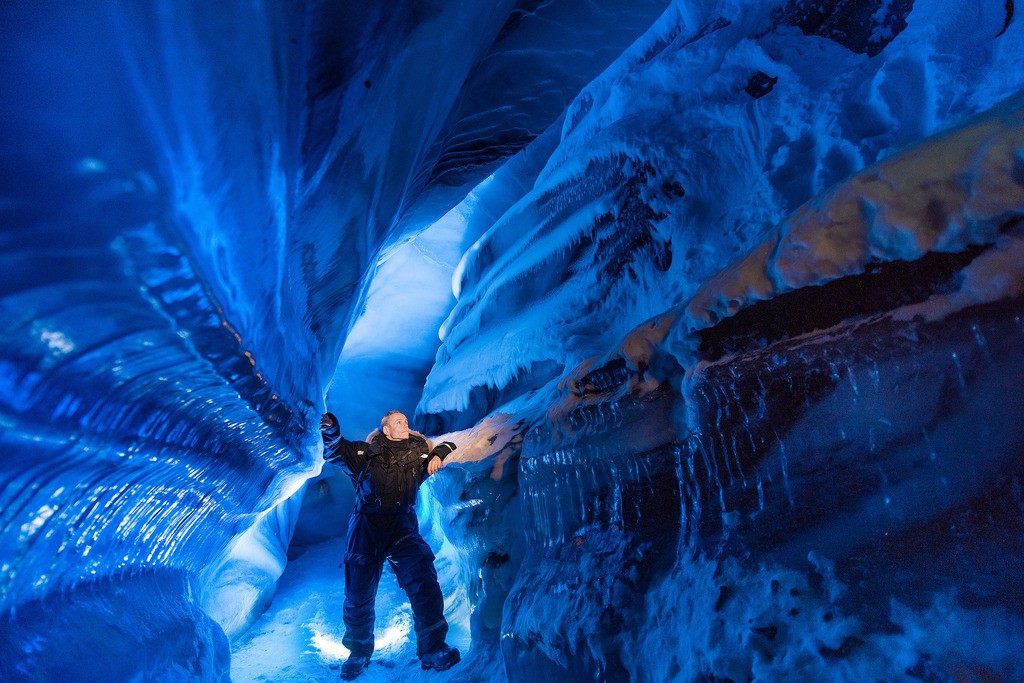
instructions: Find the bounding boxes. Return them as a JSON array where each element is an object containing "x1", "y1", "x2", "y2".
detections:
[{"x1": 1, "y1": 0, "x2": 1023, "y2": 681}]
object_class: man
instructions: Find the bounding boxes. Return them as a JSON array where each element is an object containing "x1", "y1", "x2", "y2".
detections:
[{"x1": 320, "y1": 410, "x2": 460, "y2": 680}]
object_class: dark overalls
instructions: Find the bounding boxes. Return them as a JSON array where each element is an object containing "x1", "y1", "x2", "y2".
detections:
[{"x1": 321, "y1": 418, "x2": 455, "y2": 658}]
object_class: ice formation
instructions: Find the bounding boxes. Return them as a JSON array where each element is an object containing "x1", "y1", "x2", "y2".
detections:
[{"x1": 2, "y1": 0, "x2": 1023, "y2": 681}]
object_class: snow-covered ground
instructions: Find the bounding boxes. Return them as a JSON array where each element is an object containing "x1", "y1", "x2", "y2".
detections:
[{"x1": 230, "y1": 537, "x2": 495, "y2": 683}]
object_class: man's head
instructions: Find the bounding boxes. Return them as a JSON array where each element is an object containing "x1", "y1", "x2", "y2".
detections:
[{"x1": 381, "y1": 410, "x2": 410, "y2": 441}]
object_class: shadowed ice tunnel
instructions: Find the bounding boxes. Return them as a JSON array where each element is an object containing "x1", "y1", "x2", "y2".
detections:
[{"x1": 2, "y1": 1, "x2": 1024, "y2": 681}]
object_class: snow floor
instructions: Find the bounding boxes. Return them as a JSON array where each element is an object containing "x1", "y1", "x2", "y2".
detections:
[{"x1": 230, "y1": 538, "x2": 495, "y2": 683}]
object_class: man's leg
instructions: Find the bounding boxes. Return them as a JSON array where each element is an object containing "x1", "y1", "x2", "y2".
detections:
[
  {"x1": 387, "y1": 523, "x2": 448, "y2": 657},
  {"x1": 343, "y1": 517, "x2": 384, "y2": 658}
]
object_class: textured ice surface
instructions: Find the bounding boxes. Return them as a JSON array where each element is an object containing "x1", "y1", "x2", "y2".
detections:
[
  {"x1": 420, "y1": 0, "x2": 1024, "y2": 430},
  {"x1": 503, "y1": 293, "x2": 1024, "y2": 680}
]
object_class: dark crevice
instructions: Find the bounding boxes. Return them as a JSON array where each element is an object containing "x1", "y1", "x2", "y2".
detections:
[
  {"x1": 697, "y1": 244, "x2": 989, "y2": 361},
  {"x1": 576, "y1": 358, "x2": 632, "y2": 396},
  {"x1": 744, "y1": 71, "x2": 779, "y2": 99},
  {"x1": 997, "y1": 0, "x2": 1015, "y2": 38}
]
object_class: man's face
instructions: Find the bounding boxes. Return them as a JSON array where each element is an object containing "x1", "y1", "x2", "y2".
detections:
[{"x1": 382, "y1": 412, "x2": 410, "y2": 441}]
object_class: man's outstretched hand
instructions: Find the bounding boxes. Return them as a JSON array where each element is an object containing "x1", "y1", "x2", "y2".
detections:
[
  {"x1": 320, "y1": 413, "x2": 340, "y2": 447},
  {"x1": 426, "y1": 440, "x2": 456, "y2": 476}
]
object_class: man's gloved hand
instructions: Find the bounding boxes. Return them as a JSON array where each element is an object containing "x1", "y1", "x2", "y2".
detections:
[
  {"x1": 320, "y1": 412, "x2": 340, "y2": 443},
  {"x1": 427, "y1": 441, "x2": 457, "y2": 476}
]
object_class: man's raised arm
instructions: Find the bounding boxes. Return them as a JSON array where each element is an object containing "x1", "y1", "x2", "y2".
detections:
[{"x1": 320, "y1": 412, "x2": 372, "y2": 475}]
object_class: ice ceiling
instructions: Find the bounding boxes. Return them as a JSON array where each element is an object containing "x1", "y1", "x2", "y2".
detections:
[{"x1": 2, "y1": 0, "x2": 1023, "y2": 681}]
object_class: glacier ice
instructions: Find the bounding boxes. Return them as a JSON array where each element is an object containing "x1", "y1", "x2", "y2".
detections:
[{"x1": 2, "y1": 0, "x2": 1024, "y2": 681}]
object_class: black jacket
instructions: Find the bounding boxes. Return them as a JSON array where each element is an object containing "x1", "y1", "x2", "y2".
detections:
[{"x1": 321, "y1": 413, "x2": 456, "y2": 513}]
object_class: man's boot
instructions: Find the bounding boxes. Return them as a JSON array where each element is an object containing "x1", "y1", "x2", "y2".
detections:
[
  {"x1": 420, "y1": 644, "x2": 460, "y2": 672},
  {"x1": 340, "y1": 654, "x2": 371, "y2": 680}
]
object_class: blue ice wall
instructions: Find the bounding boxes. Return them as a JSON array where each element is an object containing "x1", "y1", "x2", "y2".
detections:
[
  {"x1": 1, "y1": 5, "x2": 318, "y2": 677},
  {"x1": 0, "y1": 0, "x2": 668, "y2": 679},
  {"x1": 412, "y1": 1, "x2": 1024, "y2": 680}
]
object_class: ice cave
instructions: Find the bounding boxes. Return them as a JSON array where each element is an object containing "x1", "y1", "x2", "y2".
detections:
[{"x1": 2, "y1": 0, "x2": 1023, "y2": 681}]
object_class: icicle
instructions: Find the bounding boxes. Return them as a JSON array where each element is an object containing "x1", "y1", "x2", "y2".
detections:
[
  {"x1": 778, "y1": 439, "x2": 794, "y2": 509},
  {"x1": 950, "y1": 350, "x2": 967, "y2": 393}
]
